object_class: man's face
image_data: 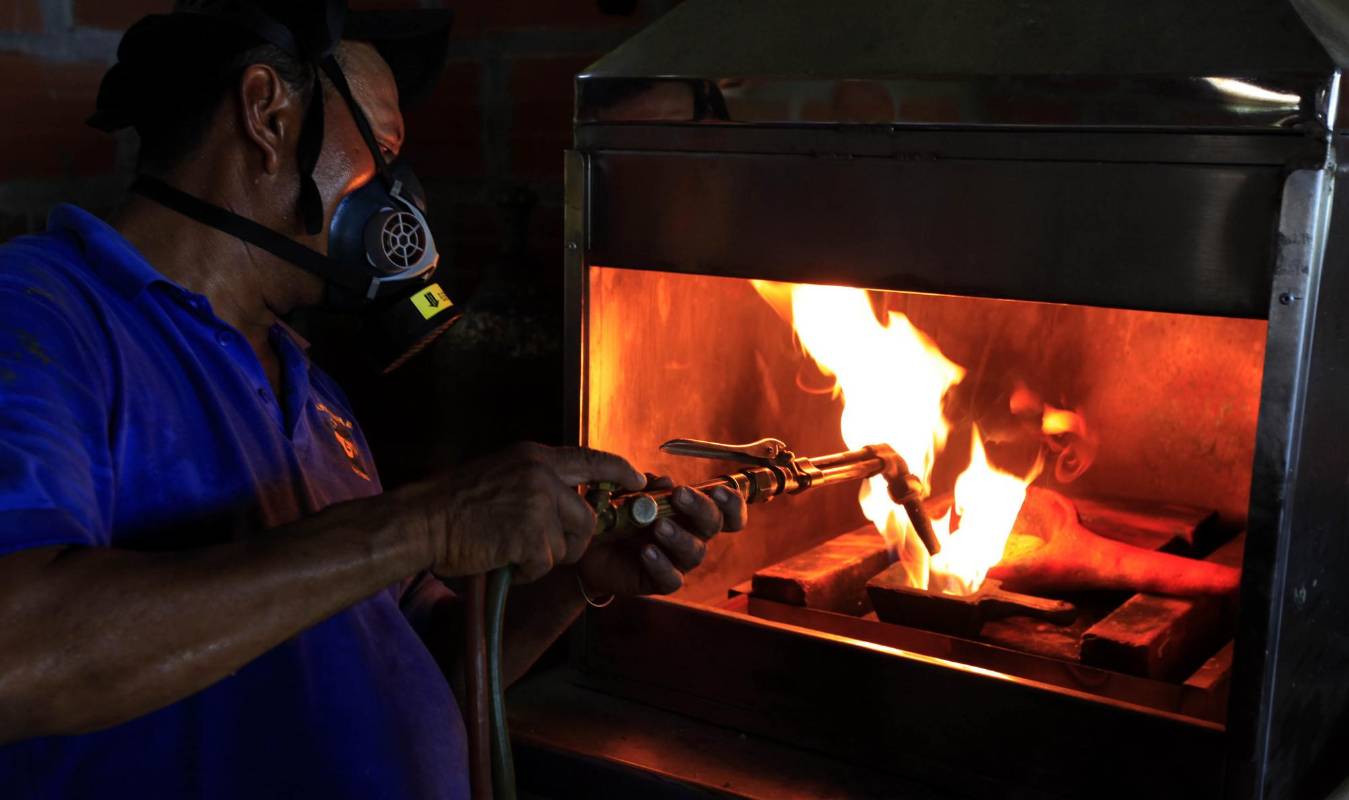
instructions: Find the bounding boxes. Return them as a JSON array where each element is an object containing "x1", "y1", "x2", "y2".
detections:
[{"x1": 310, "y1": 41, "x2": 405, "y2": 252}]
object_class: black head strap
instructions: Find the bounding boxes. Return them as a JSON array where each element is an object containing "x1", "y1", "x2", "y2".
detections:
[
  {"x1": 295, "y1": 76, "x2": 326, "y2": 234},
  {"x1": 293, "y1": 2, "x2": 346, "y2": 236},
  {"x1": 130, "y1": 175, "x2": 376, "y2": 296},
  {"x1": 319, "y1": 55, "x2": 388, "y2": 178},
  {"x1": 178, "y1": 2, "x2": 341, "y2": 236}
]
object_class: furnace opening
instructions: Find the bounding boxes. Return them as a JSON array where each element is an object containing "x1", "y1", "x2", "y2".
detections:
[{"x1": 585, "y1": 265, "x2": 1265, "y2": 723}]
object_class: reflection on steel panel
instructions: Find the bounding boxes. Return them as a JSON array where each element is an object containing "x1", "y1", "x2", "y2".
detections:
[{"x1": 588, "y1": 152, "x2": 1283, "y2": 317}]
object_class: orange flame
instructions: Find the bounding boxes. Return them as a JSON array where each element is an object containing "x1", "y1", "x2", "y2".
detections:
[
  {"x1": 926, "y1": 431, "x2": 1042, "y2": 594},
  {"x1": 754, "y1": 280, "x2": 1040, "y2": 595}
]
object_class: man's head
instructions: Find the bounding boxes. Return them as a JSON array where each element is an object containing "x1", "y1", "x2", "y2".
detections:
[
  {"x1": 146, "y1": 39, "x2": 404, "y2": 251},
  {"x1": 91, "y1": 2, "x2": 451, "y2": 323},
  {"x1": 96, "y1": 12, "x2": 401, "y2": 245}
]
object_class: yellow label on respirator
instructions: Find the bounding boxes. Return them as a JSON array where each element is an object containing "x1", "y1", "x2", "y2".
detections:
[{"x1": 411, "y1": 284, "x2": 454, "y2": 320}]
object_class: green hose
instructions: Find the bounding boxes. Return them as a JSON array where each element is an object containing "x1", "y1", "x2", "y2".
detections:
[{"x1": 486, "y1": 566, "x2": 517, "y2": 799}]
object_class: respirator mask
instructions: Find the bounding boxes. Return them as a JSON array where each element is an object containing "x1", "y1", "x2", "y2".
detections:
[
  {"x1": 96, "y1": 1, "x2": 460, "y2": 372},
  {"x1": 324, "y1": 154, "x2": 458, "y2": 372}
]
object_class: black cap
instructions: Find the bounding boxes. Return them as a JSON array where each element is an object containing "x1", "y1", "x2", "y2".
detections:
[
  {"x1": 346, "y1": 9, "x2": 454, "y2": 106},
  {"x1": 88, "y1": 1, "x2": 453, "y2": 132}
]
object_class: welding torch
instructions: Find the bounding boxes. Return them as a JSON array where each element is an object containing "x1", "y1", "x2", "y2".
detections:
[
  {"x1": 473, "y1": 437, "x2": 939, "y2": 800},
  {"x1": 586, "y1": 437, "x2": 942, "y2": 555}
]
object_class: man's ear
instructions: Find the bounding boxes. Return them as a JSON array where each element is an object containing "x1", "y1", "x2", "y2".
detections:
[{"x1": 238, "y1": 64, "x2": 303, "y2": 176}]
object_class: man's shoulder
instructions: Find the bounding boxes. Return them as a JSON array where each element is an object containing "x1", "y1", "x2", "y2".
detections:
[
  {"x1": 0, "y1": 229, "x2": 105, "y2": 316},
  {"x1": 0, "y1": 229, "x2": 118, "y2": 382}
]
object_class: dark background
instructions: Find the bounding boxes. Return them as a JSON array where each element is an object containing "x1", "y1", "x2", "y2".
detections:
[{"x1": 0, "y1": 0, "x2": 680, "y2": 484}]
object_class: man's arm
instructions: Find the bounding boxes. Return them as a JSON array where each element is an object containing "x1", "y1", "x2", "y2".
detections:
[
  {"x1": 0, "y1": 443, "x2": 646, "y2": 746},
  {"x1": 0, "y1": 488, "x2": 428, "y2": 745}
]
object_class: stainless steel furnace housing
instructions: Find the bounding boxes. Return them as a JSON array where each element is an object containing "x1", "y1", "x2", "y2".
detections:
[{"x1": 560, "y1": 2, "x2": 1349, "y2": 796}]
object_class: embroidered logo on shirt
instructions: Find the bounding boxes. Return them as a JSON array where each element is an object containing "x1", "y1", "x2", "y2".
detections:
[{"x1": 315, "y1": 402, "x2": 371, "y2": 481}]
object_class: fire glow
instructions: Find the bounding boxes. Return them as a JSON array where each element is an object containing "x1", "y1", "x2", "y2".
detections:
[{"x1": 753, "y1": 281, "x2": 1042, "y2": 595}]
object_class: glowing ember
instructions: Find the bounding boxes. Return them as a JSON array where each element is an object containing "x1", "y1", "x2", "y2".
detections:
[{"x1": 753, "y1": 280, "x2": 1042, "y2": 595}]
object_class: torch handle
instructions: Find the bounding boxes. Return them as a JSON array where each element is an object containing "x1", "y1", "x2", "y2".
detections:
[
  {"x1": 589, "y1": 470, "x2": 778, "y2": 545},
  {"x1": 619, "y1": 474, "x2": 756, "y2": 522},
  {"x1": 587, "y1": 445, "x2": 936, "y2": 549}
]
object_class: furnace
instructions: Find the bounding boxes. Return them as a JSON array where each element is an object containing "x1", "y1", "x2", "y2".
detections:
[{"x1": 550, "y1": 2, "x2": 1349, "y2": 797}]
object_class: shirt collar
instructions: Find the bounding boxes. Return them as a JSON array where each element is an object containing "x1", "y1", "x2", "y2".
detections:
[
  {"x1": 49, "y1": 205, "x2": 317, "y2": 356},
  {"x1": 271, "y1": 318, "x2": 312, "y2": 352},
  {"x1": 47, "y1": 203, "x2": 174, "y2": 299}
]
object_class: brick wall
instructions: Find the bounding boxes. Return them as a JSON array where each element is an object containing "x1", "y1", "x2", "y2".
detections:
[{"x1": 0, "y1": 0, "x2": 677, "y2": 275}]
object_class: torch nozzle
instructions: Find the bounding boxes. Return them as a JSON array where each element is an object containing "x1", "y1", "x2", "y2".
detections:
[{"x1": 869, "y1": 444, "x2": 942, "y2": 557}]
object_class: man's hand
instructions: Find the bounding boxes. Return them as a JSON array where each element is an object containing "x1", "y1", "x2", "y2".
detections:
[
  {"x1": 577, "y1": 475, "x2": 747, "y2": 596},
  {"x1": 426, "y1": 462, "x2": 748, "y2": 691},
  {"x1": 406, "y1": 443, "x2": 646, "y2": 582}
]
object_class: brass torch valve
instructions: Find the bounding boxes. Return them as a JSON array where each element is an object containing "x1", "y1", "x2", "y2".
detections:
[{"x1": 586, "y1": 437, "x2": 941, "y2": 555}]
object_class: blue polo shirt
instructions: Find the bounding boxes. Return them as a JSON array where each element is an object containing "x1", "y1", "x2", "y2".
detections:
[{"x1": 0, "y1": 205, "x2": 468, "y2": 799}]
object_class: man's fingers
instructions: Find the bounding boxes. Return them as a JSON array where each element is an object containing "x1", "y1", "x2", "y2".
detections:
[
  {"x1": 709, "y1": 485, "x2": 747, "y2": 532},
  {"x1": 645, "y1": 473, "x2": 674, "y2": 491},
  {"x1": 550, "y1": 520, "x2": 571, "y2": 564},
  {"x1": 515, "y1": 562, "x2": 550, "y2": 583},
  {"x1": 514, "y1": 544, "x2": 555, "y2": 584},
  {"x1": 669, "y1": 485, "x2": 723, "y2": 540},
  {"x1": 640, "y1": 543, "x2": 684, "y2": 595},
  {"x1": 539, "y1": 446, "x2": 646, "y2": 491},
  {"x1": 554, "y1": 485, "x2": 597, "y2": 563},
  {"x1": 653, "y1": 519, "x2": 707, "y2": 572}
]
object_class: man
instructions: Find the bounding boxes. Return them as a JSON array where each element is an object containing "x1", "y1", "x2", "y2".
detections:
[{"x1": 0, "y1": 2, "x2": 745, "y2": 797}]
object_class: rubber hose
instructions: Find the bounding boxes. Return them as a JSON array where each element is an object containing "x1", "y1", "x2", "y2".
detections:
[
  {"x1": 486, "y1": 566, "x2": 517, "y2": 799},
  {"x1": 463, "y1": 573, "x2": 492, "y2": 800}
]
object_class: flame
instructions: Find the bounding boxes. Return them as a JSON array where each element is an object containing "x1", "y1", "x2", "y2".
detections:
[
  {"x1": 927, "y1": 431, "x2": 1041, "y2": 594},
  {"x1": 754, "y1": 280, "x2": 1040, "y2": 595}
]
